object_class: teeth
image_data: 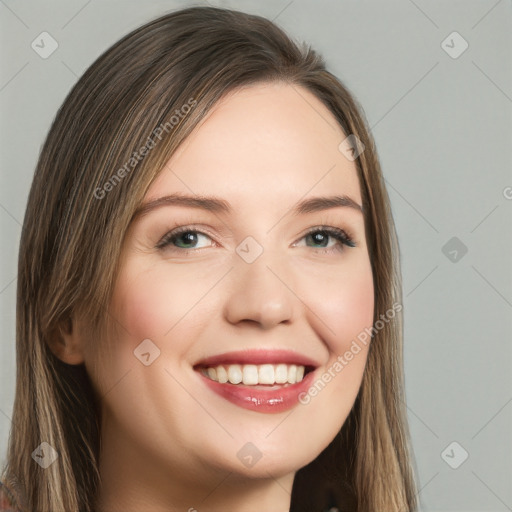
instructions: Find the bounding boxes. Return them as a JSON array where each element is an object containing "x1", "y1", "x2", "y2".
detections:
[
  {"x1": 242, "y1": 365, "x2": 258, "y2": 385},
  {"x1": 227, "y1": 364, "x2": 242, "y2": 384},
  {"x1": 216, "y1": 365, "x2": 228, "y2": 383},
  {"x1": 200, "y1": 363, "x2": 308, "y2": 385},
  {"x1": 275, "y1": 364, "x2": 288, "y2": 384},
  {"x1": 288, "y1": 364, "x2": 297, "y2": 384},
  {"x1": 258, "y1": 364, "x2": 274, "y2": 384}
]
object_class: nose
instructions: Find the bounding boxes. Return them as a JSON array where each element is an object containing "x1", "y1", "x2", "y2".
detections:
[{"x1": 223, "y1": 251, "x2": 294, "y2": 330}]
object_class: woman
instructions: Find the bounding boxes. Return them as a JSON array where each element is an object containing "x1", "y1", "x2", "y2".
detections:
[{"x1": 1, "y1": 6, "x2": 418, "y2": 511}]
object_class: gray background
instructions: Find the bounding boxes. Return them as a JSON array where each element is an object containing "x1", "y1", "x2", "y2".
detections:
[{"x1": 1, "y1": 1, "x2": 511, "y2": 510}]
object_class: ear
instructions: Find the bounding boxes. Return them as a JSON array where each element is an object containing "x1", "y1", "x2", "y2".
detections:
[{"x1": 46, "y1": 316, "x2": 85, "y2": 365}]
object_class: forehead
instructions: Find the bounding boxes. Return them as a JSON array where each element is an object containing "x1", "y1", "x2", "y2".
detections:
[{"x1": 146, "y1": 82, "x2": 361, "y2": 209}]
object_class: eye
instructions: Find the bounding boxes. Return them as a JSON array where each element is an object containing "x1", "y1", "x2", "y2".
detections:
[
  {"x1": 156, "y1": 226, "x2": 215, "y2": 251},
  {"x1": 295, "y1": 226, "x2": 356, "y2": 253}
]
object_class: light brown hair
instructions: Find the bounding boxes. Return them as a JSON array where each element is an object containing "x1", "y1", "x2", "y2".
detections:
[{"x1": 2, "y1": 6, "x2": 418, "y2": 511}]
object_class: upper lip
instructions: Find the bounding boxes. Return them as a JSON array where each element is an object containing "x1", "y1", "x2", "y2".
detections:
[{"x1": 194, "y1": 349, "x2": 319, "y2": 369}]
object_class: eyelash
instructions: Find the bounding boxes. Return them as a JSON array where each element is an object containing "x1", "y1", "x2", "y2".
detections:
[{"x1": 156, "y1": 224, "x2": 356, "y2": 254}]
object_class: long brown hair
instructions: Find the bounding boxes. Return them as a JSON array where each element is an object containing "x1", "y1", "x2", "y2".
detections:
[{"x1": 2, "y1": 6, "x2": 418, "y2": 511}]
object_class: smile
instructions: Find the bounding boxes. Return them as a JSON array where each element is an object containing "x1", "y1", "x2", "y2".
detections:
[{"x1": 194, "y1": 349, "x2": 318, "y2": 413}]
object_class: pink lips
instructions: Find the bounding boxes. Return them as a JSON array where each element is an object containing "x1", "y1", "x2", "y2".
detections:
[
  {"x1": 194, "y1": 349, "x2": 318, "y2": 414},
  {"x1": 194, "y1": 349, "x2": 318, "y2": 368}
]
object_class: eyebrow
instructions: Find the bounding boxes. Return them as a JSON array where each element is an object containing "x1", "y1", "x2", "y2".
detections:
[{"x1": 132, "y1": 192, "x2": 363, "y2": 221}]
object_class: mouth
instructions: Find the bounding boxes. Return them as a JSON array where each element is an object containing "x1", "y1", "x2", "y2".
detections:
[{"x1": 193, "y1": 349, "x2": 318, "y2": 413}]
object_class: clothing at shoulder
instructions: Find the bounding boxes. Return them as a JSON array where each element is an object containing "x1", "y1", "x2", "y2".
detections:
[{"x1": 0, "y1": 481, "x2": 22, "y2": 512}]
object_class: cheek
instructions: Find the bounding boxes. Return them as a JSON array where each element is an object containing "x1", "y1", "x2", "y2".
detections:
[
  {"x1": 110, "y1": 262, "x2": 214, "y2": 342},
  {"x1": 84, "y1": 264, "x2": 180, "y2": 398},
  {"x1": 111, "y1": 266, "x2": 175, "y2": 340},
  {"x1": 96, "y1": 261, "x2": 219, "y2": 397},
  {"x1": 296, "y1": 257, "x2": 374, "y2": 428},
  {"x1": 305, "y1": 255, "x2": 375, "y2": 354}
]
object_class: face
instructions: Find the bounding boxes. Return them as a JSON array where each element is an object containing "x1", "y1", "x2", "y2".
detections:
[{"x1": 82, "y1": 82, "x2": 374, "y2": 493}]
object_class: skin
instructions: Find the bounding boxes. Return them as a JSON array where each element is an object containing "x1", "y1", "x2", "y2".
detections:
[{"x1": 58, "y1": 82, "x2": 375, "y2": 512}]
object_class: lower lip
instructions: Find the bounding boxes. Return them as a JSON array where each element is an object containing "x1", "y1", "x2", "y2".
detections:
[{"x1": 196, "y1": 369, "x2": 316, "y2": 413}]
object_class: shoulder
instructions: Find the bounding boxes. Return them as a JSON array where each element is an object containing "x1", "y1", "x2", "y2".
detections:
[{"x1": 0, "y1": 480, "x2": 23, "y2": 512}]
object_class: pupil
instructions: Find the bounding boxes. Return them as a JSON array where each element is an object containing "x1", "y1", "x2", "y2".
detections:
[
  {"x1": 181, "y1": 232, "x2": 196, "y2": 246},
  {"x1": 311, "y1": 232, "x2": 327, "y2": 247}
]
